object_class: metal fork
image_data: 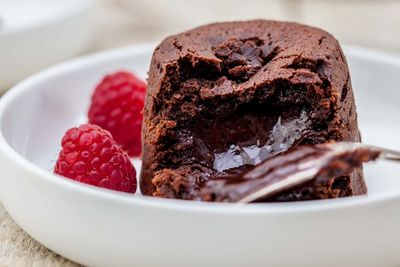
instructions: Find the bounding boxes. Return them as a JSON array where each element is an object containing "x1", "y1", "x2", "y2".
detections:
[{"x1": 237, "y1": 142, "x2": 400, "y2": 204}]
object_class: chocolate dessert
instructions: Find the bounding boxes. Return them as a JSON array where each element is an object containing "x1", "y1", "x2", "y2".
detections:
[{"x1": 140, "y1": 20, "x2": 366, "y2": 201}]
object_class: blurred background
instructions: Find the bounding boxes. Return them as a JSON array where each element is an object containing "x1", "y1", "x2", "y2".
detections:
[{"x1": 1, "y1": 0, "x2": 400, "y2": 90}]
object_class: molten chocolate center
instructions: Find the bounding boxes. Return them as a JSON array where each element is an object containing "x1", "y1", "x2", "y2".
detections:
[{"x1": 192, "y1": 106, "x2": 310, "y2": 172}]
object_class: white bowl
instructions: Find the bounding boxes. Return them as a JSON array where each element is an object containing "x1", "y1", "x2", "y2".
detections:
[
  {"x1": 0, "y1": 0, "x2": 94, "y2": 92},
  {"x1": 0, "y1": 44, "x2": 400, "y2": 267}
]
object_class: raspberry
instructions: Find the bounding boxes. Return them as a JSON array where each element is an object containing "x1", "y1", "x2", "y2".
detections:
[
  {"x1": 54, "y1": 124, "x2": 137, "y2": 193},
  {"x1": 88, "y1": 71, "x2": 146, "y2": 156}
]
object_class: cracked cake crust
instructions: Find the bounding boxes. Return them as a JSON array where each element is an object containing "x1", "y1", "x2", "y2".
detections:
[{"x1": 140, "y1": 20, "x2": 366, "y2": 201}]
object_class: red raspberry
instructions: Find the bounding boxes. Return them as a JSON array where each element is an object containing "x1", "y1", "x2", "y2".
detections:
[
  {"x1": 88, "y1": 71, "x2": 146, "y2": 156},
  {"x1": 54, "y1": 124, "x2": 137, "y2": 193}
]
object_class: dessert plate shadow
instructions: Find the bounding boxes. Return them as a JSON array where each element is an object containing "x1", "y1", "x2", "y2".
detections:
[{"x1": 0, "y1": 44, "x2": 400, "y2": 267}]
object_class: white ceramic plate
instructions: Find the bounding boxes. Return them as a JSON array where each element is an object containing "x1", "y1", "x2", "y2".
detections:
[
  {"x1": 0, "y1": 0, "x2": 94, "y2": 92},
  {"x1": 0, "y1": 44, "x2": 400, "y2": 267}
]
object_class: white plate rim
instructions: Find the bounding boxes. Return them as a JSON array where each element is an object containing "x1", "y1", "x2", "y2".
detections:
[{"x1": 1, "y1": 43, "x2": 400, "y2": 214}]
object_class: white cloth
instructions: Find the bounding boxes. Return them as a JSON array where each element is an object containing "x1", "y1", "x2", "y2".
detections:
[{"x1": 0, "y1": 203, "x2": 78, "y2": 266}]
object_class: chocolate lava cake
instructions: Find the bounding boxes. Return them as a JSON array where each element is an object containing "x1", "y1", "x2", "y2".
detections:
[{"x1": 140, "y1": 20, "x2": 366, "y2": 201}]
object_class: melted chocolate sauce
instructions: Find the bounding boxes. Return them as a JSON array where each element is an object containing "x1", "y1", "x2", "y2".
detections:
[
  {"x1": 213, "y1": 111, "x2": 310, "y2": 171},
  {"x1": 191, "y1": 105, "x2": 311, "y2": 173}
]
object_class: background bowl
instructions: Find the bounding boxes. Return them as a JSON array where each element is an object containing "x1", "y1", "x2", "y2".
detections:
[
  {"x1": 0, "y1": 44, "x2": 400, "y2": 267},
  {"x1": 0, "y1": 0, "x2": 94, "y2": 92}
]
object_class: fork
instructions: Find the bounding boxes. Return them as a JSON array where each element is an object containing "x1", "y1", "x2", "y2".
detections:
[{"x1": 202, "y1": 142, "x2": 399, "y2": 203}]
